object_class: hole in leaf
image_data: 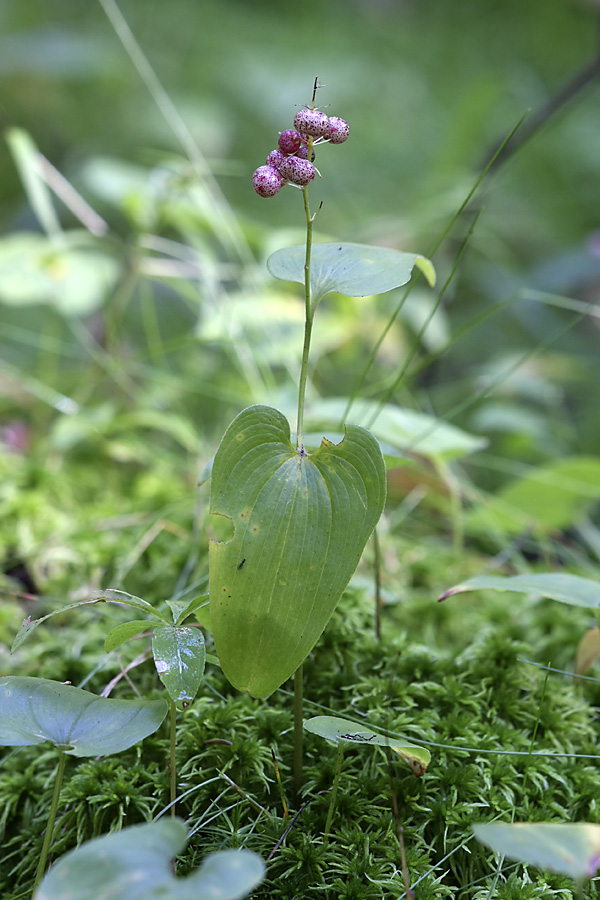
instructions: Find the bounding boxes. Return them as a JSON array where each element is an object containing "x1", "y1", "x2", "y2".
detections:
[{"x1": 209, "y1": 513, "x2": 235, "y2": 543}]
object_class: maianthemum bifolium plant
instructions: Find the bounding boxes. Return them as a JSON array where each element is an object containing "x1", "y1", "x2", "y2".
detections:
[{"x1": 208, "y1": 77, "x2": 434, "y2": 795}]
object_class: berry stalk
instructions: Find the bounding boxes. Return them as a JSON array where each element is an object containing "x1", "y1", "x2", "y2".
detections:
[{"x1": 296, "y1": 163, "x2": 314, "y2": 452}]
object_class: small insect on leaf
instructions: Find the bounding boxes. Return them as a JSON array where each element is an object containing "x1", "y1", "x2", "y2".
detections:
[{"x1": 237, "y1": 559, "x2": 246, "y2": 570}]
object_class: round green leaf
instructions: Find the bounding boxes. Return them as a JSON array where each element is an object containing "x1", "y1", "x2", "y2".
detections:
[
  {"x1": 35, "y1": 819, "x2": 265, "y2": 900},
  {"x1": 303, "y1": 715, "x2": 430, "y2": 775},
  {"x1": 0, "y1": 677, "x2": 167, "y2": 756},
  {"x1": 209, "y1": 405, "x2": 386, "y2": 698},
  {"x1": 267, "y1": 241, "x2": 435, "y2": 306},
  {"x1": 473, "y1": 822, "x2": 600, "y2": 881},
  {"x1": 152, "y1": 625, "x2": 206, "y2": 702},
  {"x1": 439, "y1": 572, "x2": 600, "y2": 608}
]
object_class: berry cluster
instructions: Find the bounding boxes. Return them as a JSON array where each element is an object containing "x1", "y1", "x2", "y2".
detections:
[{"x1": 252, "y1": 108, "x2": 349, "y2": 198}]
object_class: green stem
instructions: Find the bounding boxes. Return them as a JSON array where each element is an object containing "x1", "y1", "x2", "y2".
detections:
[
  {"x1": 373, "y1": 527, "x2": 382, "y2": 641},
  {"x1": 293, "y1": 664, "x2": 304, "y2": 803},
  {"x1": 32, "y1": 749, "x2": 67, "y2": 896},
  {"x1": 169, "y1": 698, "x2": 177, "y2": 816},
  {"x1": 323, "y1": 743, "x2": 344, "y2": 844},
  {"x1": 296, "y1": 179, "x2": 315, "y2": 449}
]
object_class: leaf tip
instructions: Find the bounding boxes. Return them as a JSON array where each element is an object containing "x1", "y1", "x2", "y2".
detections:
[{"x1": 415, "y1": 256, "x2": 436, "y2": 288}]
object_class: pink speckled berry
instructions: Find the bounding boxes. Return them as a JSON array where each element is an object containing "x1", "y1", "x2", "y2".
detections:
[
  {"x1": 252, "y1": 165, "x2": 284, "y2": 197},
  {"x1": 278, "y1": 129, "x2": 302, "y2": 154},
  {"x1": 278, "y1": 156, "x2": 315, "y2": 186},
  {"x1": 326, "y1": 116, "x2": 349, "y2": 144},
  {"x1": 266, "y1": 149, "x2": 286, "y2": 170},
  {"x1": 293, "y1": 108, "x2": 330, "y2": 138},
  {"x1": 295, "y1": 145, "x2": 316, "y2": 162}
]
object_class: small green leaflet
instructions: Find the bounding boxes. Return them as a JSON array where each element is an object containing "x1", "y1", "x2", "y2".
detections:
[{"x1": 303, "y1": 716, "x2": 431, "y2": 775}]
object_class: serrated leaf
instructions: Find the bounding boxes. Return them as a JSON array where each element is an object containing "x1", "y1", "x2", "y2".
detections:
[
  {"x1": 12, "y1": 598, "x2": 110, "y2": 653},
  {"x1": 439, "y1": 572, "x2": 600, "y2": 608},
  {"x1": 303, "y1": 715, "x2": 430, "y2": 775},
  {"x1": 0, "y1": 677, "x2": 167, "y2": 756},
  {"x1": 209, "y1": 405, "x2": 386, "y2": 698},
  {"x1": 11, "y1": 591, "x2": 168, "y2": 653},
  {"x1": 267, "y1": 241, "x2": 435, "y2": 306},
  {"x1": 104, "y1": 620, "x2": 154, "y2": 653},
  {"x1": 473, "y1": 822, "x2": 600, "y2": 881},
  {"x1": 152, "y1": 626, "x2": 206, "y2": 702},
  {"x1": 35, "y1": 819, "x2": 265, "y2": 900}
]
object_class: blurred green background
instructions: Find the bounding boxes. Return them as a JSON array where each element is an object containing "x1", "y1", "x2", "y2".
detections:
[{"x1": 1, "y1": 0, "x2": 600, "y2": 605}]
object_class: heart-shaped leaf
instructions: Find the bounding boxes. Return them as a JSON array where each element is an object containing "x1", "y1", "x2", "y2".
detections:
[
  {"x1": 35, "y1": 819, "x2": 265, "y2": 900},
  {"x1": 0, "y1": 677, "x2": 167, "y2": 756},
  {"x1": 152, "y1": 625, "x2": 206, "y2": 702},
  {"x1": 209, "y1": 405, "x2": 386, "y2": 697},
  {"x1": 267, "y1": 242, "x2": 435, "y2": 307},
  {"x1": 303, "y1": 715, "x2": 431, "y2": 775},
  {"x1": 473, "y1": 822, "x2": 600, "y2": 881},
  {"x1": 439, "y1": 572, "x2": 600, "y2": 608}
]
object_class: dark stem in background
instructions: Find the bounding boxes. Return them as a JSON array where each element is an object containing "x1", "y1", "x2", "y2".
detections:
[
  {"x1": 480, "y1": 33, "x2": 600, "y2": 175},
  {"x1": 293, "y1": 665, "x2": 304, "y2": 803},
  {"x1": 373, "y1": 527, "x2": 382, "y2": 641}
]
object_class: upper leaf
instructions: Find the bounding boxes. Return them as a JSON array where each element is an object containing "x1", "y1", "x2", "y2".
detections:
[
  {"x1": 267, "y1": 241, "x2": 435, "y2": 306},
  {"x1": 209, "y1": 405, "x2": 386, "y2": 697},
  {"x1": 0, "y1": 677, "x2": 167, "y2": 756}
]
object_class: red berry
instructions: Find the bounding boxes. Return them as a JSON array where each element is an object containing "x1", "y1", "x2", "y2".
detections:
[
  {"x1": 278, "y1": 156, "x2": 315, "y2": 186},
  {"x1": 278, "y1": 129, "x2": 302, "y2": 154},
  {"x1": 293, "y1": 108, "x2": 330, "y2": 137},
  {"x1": 266, "y1": 149, "x2": 286, "y2": 170},
  {"x1": 326, "y1": 117, "x2": 349, "y2": 144},
  {"x1": 252, "y1": 165, "x2": 284, "y2": 197}
]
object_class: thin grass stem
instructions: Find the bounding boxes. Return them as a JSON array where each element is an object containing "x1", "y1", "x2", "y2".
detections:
[{"x1": 32, "y1": 749, "x2": 67, "y2": 896}]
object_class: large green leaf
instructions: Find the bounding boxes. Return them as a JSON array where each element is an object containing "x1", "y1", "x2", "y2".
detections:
[
  {"x1": 440, "y1": 572, "x2": 600, "y2": 609},
  {"x1": 152, "y1": 625, "x2": 206, "y2": 702},
  {"x1": 209, "y1": 405, "x2": 386, "y2": 697},
  {"x1": 0, "y1": 677, "x2": 167, "y2": 756},
  {"x1": 35, "y1": 819, "x2": 265, "y2": 900},
  {"x1": 473, "y1": 822, "x2": 600, "y2": 881},
  {"x1": 267, "y1": 242, "x2": 435, "y2": 306},
  {"x1": 304, "y1": 715, "x2": 431, "y2": 775}
]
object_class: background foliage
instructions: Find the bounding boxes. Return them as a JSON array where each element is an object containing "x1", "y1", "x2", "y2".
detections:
[{"x1": 1, "y1": 0, "x2": 600, "y2": 897}]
